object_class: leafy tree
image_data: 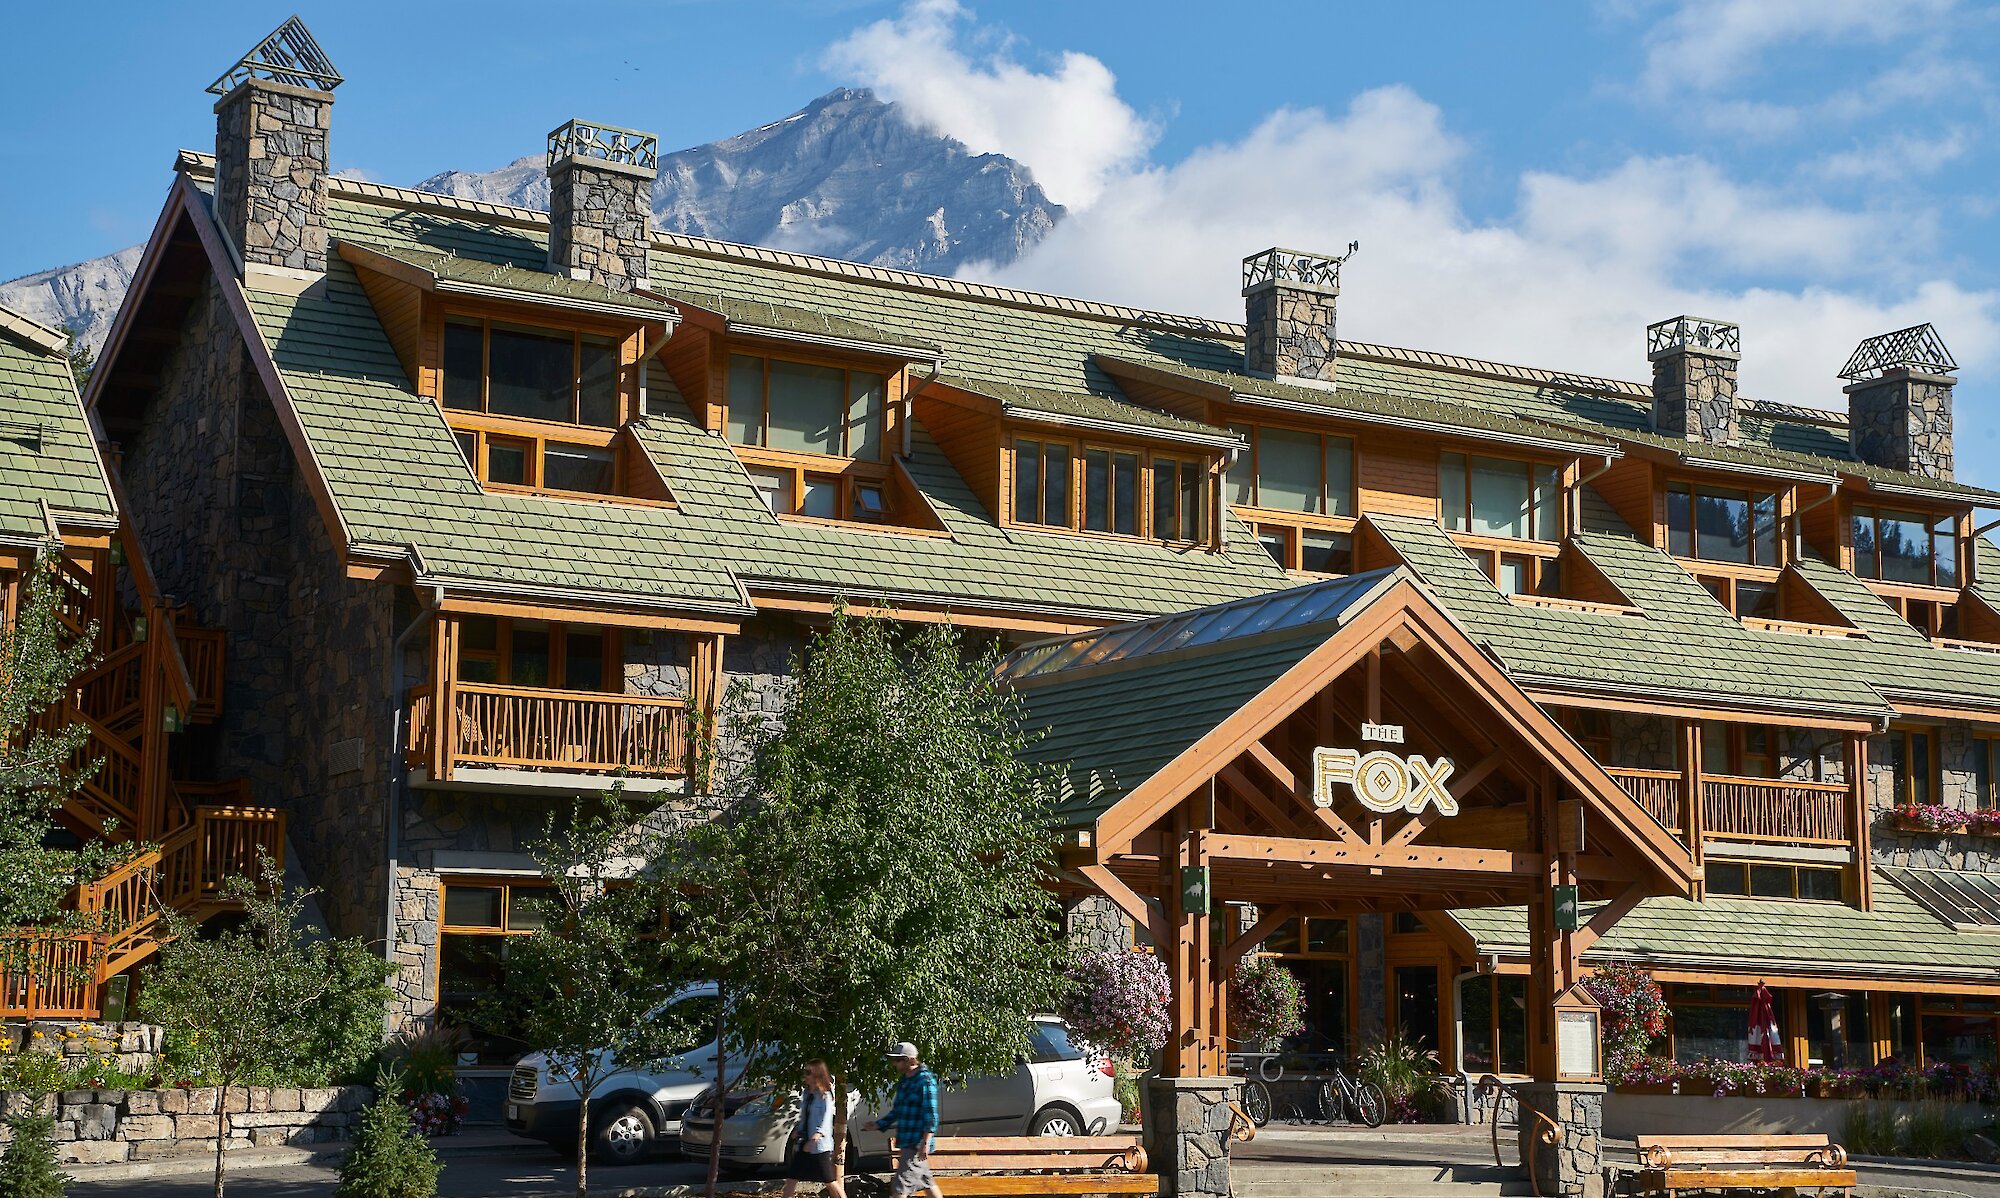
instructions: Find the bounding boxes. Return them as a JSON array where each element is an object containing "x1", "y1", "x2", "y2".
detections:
[
  {"x1": 136, "y1": 854, "x2": 393, "y2": 1198},
  {"x1": 61, "y1": 329, "x2": 93, "y2": 393},
  {"x1": 0, "y1": 1112, "x2": 69, "y2": 1198},
  {"x1": 481, "y1": 788, "x2": 706, "y2": 1198},
  {"x1": 666, "y1": 608, "x2": 1069, "y2": 1185},
  {"x1": 334, "y1": 1067, "x2": 441, "y2": 1198}
]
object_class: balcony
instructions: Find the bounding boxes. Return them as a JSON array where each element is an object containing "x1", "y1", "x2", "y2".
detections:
[
  {"x1": 406, "y1": 681, "x2": 688, "y2": 789},
  {"x1": 1606, "y1": 768, "x2": 1853, "y2": 847}
]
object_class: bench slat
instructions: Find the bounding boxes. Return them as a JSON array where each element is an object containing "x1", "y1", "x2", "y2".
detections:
[
  {"x1": 932, "y1": 1154, "x2": 1136, "y2": 1171},
  {"x1": 1636, "y1": 1167, "x2": 1857, "y2": 1189},
  {"x1": 1644, "y1": 1149, "x2": 1846, "y2": 1165},
  {"x1": 1636, "y1": 1134, "x2": 1832, "y2": 1149},
  {"x1": 933, "y1": 1137, "x2": 1140, "y2": 1152},
  {"x1": 937, "y1": 1177, "x2": 1159, "y2": 1195}
]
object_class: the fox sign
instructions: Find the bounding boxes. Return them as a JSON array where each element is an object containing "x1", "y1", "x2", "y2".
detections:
[{"x1": 1311, "y1": 747, "x2": 1458, "y2": 816}]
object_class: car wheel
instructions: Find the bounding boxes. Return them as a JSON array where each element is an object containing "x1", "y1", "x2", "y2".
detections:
[
  {"x1": 1028, "y1": 1106, "x2": 1083, "y2": 1137},
  {"x1": 590, "y1": 1102, "x2": 656, "y2": 1165}
]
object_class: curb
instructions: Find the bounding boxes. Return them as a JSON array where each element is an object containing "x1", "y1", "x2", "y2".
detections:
[
  {"x1": 63, "y1": 1130, "x2": 540, "y2": 1183},
  {"x1": 1856, "y1": 1153, "x2": 2000, "y2": 1179}
]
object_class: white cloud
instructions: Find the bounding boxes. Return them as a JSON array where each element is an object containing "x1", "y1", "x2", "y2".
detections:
[
  {"x1": 822, "y1": 0, "x2": 1154, "y2": 208},
  {"x1": 1634, "y1": 0, "x2": 1958, "y2": 99},
  {"x1": 1809, "y1": 128, "x2": 1972, "y2": 181},
  {"x1": 967, "y1": 86, "x2": 2000, "y2": 433}
]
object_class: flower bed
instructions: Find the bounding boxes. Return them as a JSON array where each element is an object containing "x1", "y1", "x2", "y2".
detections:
[
  {"x1": 1885, "y1": 805, "x2": 2000, "y2": 837},
  {"x1": 1614, "y1": 1055, "x2": 1999, "y2": 1103}
]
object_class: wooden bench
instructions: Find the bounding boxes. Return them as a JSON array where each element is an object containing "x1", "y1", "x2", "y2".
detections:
[
  {"x1": 1632, "y1": 1134, "x2": 1857, "y2": 1197},
  {"x1": 906, "y1": 1135, "x2": 1156, "y2": 1196}
]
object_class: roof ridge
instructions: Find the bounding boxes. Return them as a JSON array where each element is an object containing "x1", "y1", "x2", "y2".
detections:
[{"x1": 0, "y1": 301, "x2": 71, "y2": 357}]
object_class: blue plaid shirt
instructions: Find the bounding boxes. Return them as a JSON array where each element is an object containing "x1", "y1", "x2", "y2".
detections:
[{"x1": 878, "y1": 1065, "x2": 940, "y2": 1147}]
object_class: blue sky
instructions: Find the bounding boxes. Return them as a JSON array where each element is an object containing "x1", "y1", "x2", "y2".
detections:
[{"x1": 5, "y1": 0, "x2": 1999, "y2": 473}]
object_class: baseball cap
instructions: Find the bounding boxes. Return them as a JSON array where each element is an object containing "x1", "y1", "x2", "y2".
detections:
[{"x1": 887, "y1": 1041, "x2": 919, "y2": 1060}]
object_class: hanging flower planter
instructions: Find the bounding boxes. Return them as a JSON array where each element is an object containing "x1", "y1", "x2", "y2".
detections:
[{"x1": 1887, "y1": 805, "x2": 1978, "y2": 835}]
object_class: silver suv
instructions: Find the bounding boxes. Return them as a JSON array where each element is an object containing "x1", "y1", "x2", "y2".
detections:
[{"x1": 682, "y1": 1019, "x2": 1121, "y2": 1175}]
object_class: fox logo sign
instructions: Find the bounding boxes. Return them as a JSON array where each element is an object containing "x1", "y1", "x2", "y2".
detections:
[{"x1": 1311, "y1": 748, "x2": 1458, "y2": 816}]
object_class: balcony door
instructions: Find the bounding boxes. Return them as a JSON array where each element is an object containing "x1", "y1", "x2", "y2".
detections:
[{"x1": 455, "y1": 615, "x2": 617, "y2": 692}]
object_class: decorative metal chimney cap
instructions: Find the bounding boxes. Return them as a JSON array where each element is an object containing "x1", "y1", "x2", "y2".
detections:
[
  {"x1": 1840, "y1": 323, "x2": 1957, "y2": 382},
  {"x1": 1646, "y1": 316, "x2": 1741, "y2": 361},
  {"x1": 1241, "y1": 244, "x2": 1357, "y2": 298},
  {"x1": 547, "y1": 119, "x2": 660, "y2": 177},
  {"x1": 206, "y1": 15, "x2": 342, "y2": 96}
]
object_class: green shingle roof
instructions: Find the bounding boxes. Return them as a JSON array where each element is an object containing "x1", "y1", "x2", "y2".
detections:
[
  {"x1": 338, "y1": 239, "x2": 681, "y2": 319},
  {"x1": 672, "y1": 288, "x2": 940, "y2": 355},
  {"x1": 941, "y1": 374, "x2": 1236, "y2": 441},
  {"x1": 1449, "y1": 869, "x2": 2000, "y2": 983},
  {"x1": 0, "y1": 305, "x2": 115, "y2": 542}
]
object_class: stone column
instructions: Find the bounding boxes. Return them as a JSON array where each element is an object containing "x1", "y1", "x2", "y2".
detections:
[
  {"x1": 1514, "y1": 1082, "x2": 1605, "y2": 1198},
  {"x1": 1142, "y1": 1076, "x2": 1242, "y2": 1198},
  {"x1": 1846, "y1": 369, "x2": 1956, "y2": 480},
  {"x1": 212, "y1": 79, "x2": 333, "y2": 274},
  {"x1": 546, "y1": 119, "x2": 658, "y2": 293}
]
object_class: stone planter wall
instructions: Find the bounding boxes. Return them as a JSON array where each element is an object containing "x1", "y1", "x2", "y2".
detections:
[
  {"x1": 0, "y1": 1084, "x2": 371, "y2": 1166},
  {"x1": 1604, "y1": 1091, "x2": 1989, "y2": 1140},
  {"x1": 1, "y1": 1021, "x2": 165, "y2": 1079}
]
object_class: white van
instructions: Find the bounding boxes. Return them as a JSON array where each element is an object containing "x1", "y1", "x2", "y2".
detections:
[{"x1": 504, "y1": 982, "x2": 733, "y2": 1164}]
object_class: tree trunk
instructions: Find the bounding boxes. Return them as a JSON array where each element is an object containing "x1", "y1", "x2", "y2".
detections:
[
  {"x1": 705, "y1": 999, "x2": 727, "y2": 1198},
  {"x1": 211, "y1": 1081, "x2": 228, "y2": 1198},
  {"x1": 574, "y1": 1090, "x2": 591, "y2": 1198},
  {"x1": 832, "y1": 1073, "x2": 851, "y2": 1181}
]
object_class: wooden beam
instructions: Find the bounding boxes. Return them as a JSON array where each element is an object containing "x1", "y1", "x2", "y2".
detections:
[
  {"x1": 1204, "y1": 833, "x2": 1540, "y2": 876},
  {"x1": 1571, "y1": 882, "x2": 1647, "y2": 956},
  {"x1": 1076, "y1": 863, "x2": 1166, "y2": 947},
  {"x1": 1217, "y1": 765, "x2": 1316, "y2": 840},
  {"x1": 1224, "y1": 905, "x2": 1294, "y2": 963},
  {"x1": 1384, "y1": 750, "x2": 1505, "y2": 849}
]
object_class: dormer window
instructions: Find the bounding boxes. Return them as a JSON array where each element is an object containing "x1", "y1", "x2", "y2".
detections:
[
  {"x1": 1011, "y1": 436, "x2": 1213, "y2": 544},
  {"x1": 1853, "y1": 506, "x2": 1958, "y2": 588},
  {"x1": 1440, "y1": 452, "x2": 1559, "y2": 543},
  {"x1": 1666, "y1": 483, "x2": 1779, "y2": 566},
  {"x1": 726, "y1": 352, "x2": 885, "y2": 460},
  {"x1": 444, "y1": 317, "x2": 622, "y2": 427}
]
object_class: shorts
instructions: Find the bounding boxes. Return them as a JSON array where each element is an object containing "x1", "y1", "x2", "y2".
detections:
[
  {"x1": 791, "y1": 1149, "x2": 837, "y2": 1183},
  {"x1": 891, "y1": 1152, "x2": 936, "y2": 1195}
]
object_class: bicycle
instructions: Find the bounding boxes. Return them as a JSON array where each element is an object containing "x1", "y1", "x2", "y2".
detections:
[{"x1": 1315, "y1": 1062, "x2": 1386, "y2": 1128}]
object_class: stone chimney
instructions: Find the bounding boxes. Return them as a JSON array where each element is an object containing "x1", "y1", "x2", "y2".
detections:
[
  {"x1": 1241, "y1": 244, "x2": 1356, "y2": 382},
  {"x1": 1647, "y1": 316, "x2": 1741, "y2": 445},
  {"x1": 1842, "y1": 323, "x2": 1957, "y2": 480},
  {"x1": 546, "y1": 120, "x2": 658, "y2": 293},
  {"x1": 207, "y1": 17, "x2": 340, "y2": 275}
]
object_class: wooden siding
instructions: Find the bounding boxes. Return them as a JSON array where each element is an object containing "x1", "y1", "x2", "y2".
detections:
[
  {"x1": 1591, "y1": 460, "x2": 1655, "y2": 541},
  {"x1": 657, "y1": 324, "x2": 719, "y2": 430},
  {"x1": 354, "y1": 268, "x2": 423, "y2": 387},
  {"x1": 1357, "y1": 431, "x2": 1438, "y2": 520},
  {"x1": 914, "y1": 392, "x2": 1004, "y2": 520}
]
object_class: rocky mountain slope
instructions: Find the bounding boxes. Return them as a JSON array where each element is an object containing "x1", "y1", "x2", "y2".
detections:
[{"x1": 3, "y1": 88, "x2": 1059, "y2": 353}]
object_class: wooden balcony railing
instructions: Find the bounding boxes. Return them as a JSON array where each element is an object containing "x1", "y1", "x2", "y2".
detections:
[
  {"x1": 178, "y1": 625, "x2": 226, "y2": 721},
  {"x1": 1702, "y1": 774, "x2": 1850, "y2": 845},
  {"x1": 408, "y1": 682, "x2": 688, "y2": 780},
  {"x1": 1606, "y1": 767, "x2": 1685, "y2": 835}
]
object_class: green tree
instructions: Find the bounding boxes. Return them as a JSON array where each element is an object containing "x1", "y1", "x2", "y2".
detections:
[
  {"x1": 334, "y1": 1068, "x2": 441, "y2": 1198},
  {"x1": 136, "y1": 854, "x2": 393, "y2": 1198},
  {"x1": 61, "y1": 329, "x2": 93, "y2": 393},
  {"x1": 482, "y1": 789, "x2": 706, "y2": 1198},
  {"x1": 0, "y1": 1112, "x2": 69, "y2": 1198},
  {"x1": 667, "y1": 608, "x2": 1069, "y2": 1185}
]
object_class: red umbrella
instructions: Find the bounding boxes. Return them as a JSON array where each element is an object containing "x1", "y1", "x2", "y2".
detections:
[{"x1": 1748, "y1": 982, "x2": 1782, "y2": 1063}]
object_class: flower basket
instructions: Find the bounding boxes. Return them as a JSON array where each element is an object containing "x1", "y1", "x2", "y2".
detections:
[{"x1": 1888, "y1": 804, "x2": 1972, "y2": 834}]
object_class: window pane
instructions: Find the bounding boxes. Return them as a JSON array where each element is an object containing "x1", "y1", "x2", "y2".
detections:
[
  {"x1": 1879, "y1": 511, "x2": 1932, "y2": 585},
  {"x1": 454, "y1": 430, "x2": 476, "y2": 468},
  {"x1": 1495, "y1": 555, "x2": 1530, "y2": 596},
  {"x1": 766, "y1": 359, "x2": 845, "y2": 455},
  {"x1": 444, "y1": 886, "x2": 503, "y2": 929},
  {"x1": 1181, "y1": 460, "x2": 1206, "y2": 541},
  {"x1": 506, "y1": 888, "x2": 549, "y2": 933},
  {"x1": 1852, "y1": 506, "x2": 1877, "y2": 578},
  {"x1": 1469, "y1": 456, "x2": 1529, "y2": 539},
  {"x1": 1936, "y1": 517, "x2": 1960, "y2": 588},
  {"x1": 1228, "y1": 427, "x2": 1254, "y2": 506},
  {"x1": 1666, "y1": 486, "x2": 1693, "y2": 557},
  {"x1": 1083, "y1": 449, "x2": 1111, "y2": 533},
  {"x1": 749, "y1": 468, "x2": 791, "y2": 515},
  {"x1": 1672, "y1": 1003, "x2": 1751, "y2": 1064},
  {"x1": 1305, "y1": 918, "x2": 1348, "y2": 955},
  {"x1": 1737, "y1": 581, "x2": 1779, "y2": 619},
  {"x1": 1976, "y1": 742, "x2": 1994, "y2": 810},
  {"x1": 563, "y1": 629, "x2": 604, "y2": 691},
  {"x1": 847, "y1": 372, "x2": 884, "y2": 461},
  {"x1": 1753, "y1": 493, "x2": 1779, "y2": 566},
  {"x1": 460, "y1": 615, "x2": 499, "y2": 653},
  {"x1": 511, "y1": 624, "x2": 551, "y2": 687},
  {"x1": 1015, "y1": 440, "x2": 1042, "y2": 525},
  {"x1": 1798, "y1": 868, "x2": 1843, "y2": 902},
  {"x1": 1256, "y1": 528, "x2": 1289, "y2": 568},
  {"x1": 800, "y1": 476, "x2": 839, "y2": 520},
  {"x1": 853, "y1": 484, "x2": 887, "y2": 520},
  {"x1": 487, "y1": 323, "x2": 574, "y2": 422},
  {"x1": 443, "y1": 320, "x2": 483, "y2": 411},
  {"x1": 457, "y1": 657, "x2": 496, "y2": 683},
  {"x1": 1912, "y1": 731, "x2": 1933, "y2": 804},
  {"x1": 1460, "y1": 976, "x2": 1496, "y2": 1073},
  {"x1": 1440, "y1": 453, "x2": 1467, "y2": 532},
  {"x1": 1257, "y1": 428, "x2": 1322, "y2": 513},
  {"x1": 1044, "y1": 443, "x2": 1070, "y2": 527},
  {"x1": 1704, "y1": 862, "x2": 1748, "y2": 895},
  {"x1": 1300, "y1": 530, "x2": 1353, "y2": 575},
  {"x1": 1325, "y1": 436, "x2": 1355, "y2": 517},
  {"x1": 1531, "y1": 465, "x2": 1561, "y2": 542},
  {"x1": 1749, "y1": 865, "x2": 1793, "y2": 898},
  {"x1": 543, "y1": 444, "x2": 615, "y2": 494},
  {"x1": 726, "y1": 354, "x2": 765, "y2": 446},
  {"x1": 1154, "y1": 461, "x2": 1178, "y2": 539},
  {"x1": 488, "y1": 440, "x2": 530, "y2": 486},
  {"x1": 578, "y1": 335, "x2": 619, "y2": 427},
  {"x1": 1114, "y1": 453, "x2": 1140, "y2": 536},
  {"x1": 1695, "y1": 490, "x2": 1751, "y2": 563},
  {"x1": 1497, "y1": 975, "x2": 1529, "y2": 1073}
]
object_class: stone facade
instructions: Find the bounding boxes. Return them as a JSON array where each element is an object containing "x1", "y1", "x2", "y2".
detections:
[
  {"x1": 0, "y1": 1085, "x2": 369, "y2": 1165},
  {"x1": 1847, "y1": 370, "x2": 1956, "y2": 480},
  {"x1": 1601, "y1": 712, "x2": 1677, "y2": 771},
  {"x1": 1243, "y1": 284, "x2": 1337, "y2": 381},
  {"x1": 1650, "y1": 349, "x2": 1739, "y2": 446},
  {"x1": 213, "y1": 80, "x2": 332, "y2": 273},
  {"x1": 387, "y1": 866, "x2": 442, "y2": 1034},
  {"x1": 1066, "y1": 895, "x2": 1134, "y2": 953},
  {"x1": 1515, "y1": 1082, "x2": 1605, "y2": 1198},
  {"x1": 547, "y1": 158, "x2": 653, "y2": 292},
  {"x1": 1865, "y1": 722, "x2": 2000, "y2": 871},
  {"x1": 0, "y1": 1022, "x2": 163, "y2": 1079},
  {"x1": 1142, "y1": 1076, "x2": 1242, "y2": 1198}
]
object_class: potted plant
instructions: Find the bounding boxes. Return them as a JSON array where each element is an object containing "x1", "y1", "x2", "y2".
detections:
[
  {"x1": 1228, "y1": 957, "x2": 1305, "y2": 1052},
  {"x1": 1888, "y1": 804, "x2": 1972, "y2": 834}
]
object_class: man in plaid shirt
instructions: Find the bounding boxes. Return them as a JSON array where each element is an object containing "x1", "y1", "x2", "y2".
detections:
[{"x1": 875, "y1": 1041, "x2": 942, "y2": 1198}]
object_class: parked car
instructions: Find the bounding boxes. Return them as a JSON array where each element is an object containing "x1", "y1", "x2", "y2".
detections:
[
  {"x1": 681, "y1": 1018, "x2": 1119, "y2": 1176},
  {"x1": 505, "y1": 982, "x2": 732, "y2": 1164}
]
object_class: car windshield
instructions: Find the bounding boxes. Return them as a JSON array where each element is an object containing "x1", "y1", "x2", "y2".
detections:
[{"x1": 1029, "y1": 1021, "x2": 1083, "y2": 1063}]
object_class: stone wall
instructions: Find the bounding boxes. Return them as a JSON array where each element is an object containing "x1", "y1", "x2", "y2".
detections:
[
  {"x1": 213, "y1": 80, "x2": 332, "y2": 273},
  {"x1": 1516, "y1": 1082, "x2": 1605, "y2": 1198},
  {"x1": 547, "y1": 159, "x2": 652, "y2": 292},
  {"x1": 1142, "y1": 1076, "x2": 1242, "y2": 1198},
  {"x1": 1650, "y1": 350, "x2": 1739, "y2": 446},
  {"x1": 1847, "y1": 372, "x2": 1955, "y2": 480},
  {"x1": 388, "y1": 866, "x2": 443, "y2": 1035},
  {"x1": 1066, "y1": 895, "x2": 1134, "y2": 953},
  {"x1": 0, "y1": 1084, "x2": 370, "y2": 1165},
  {"x1": 1244, "y1": 284, "x2": 1336, "y2": 381},
  {"x1": 1601, "y1": 712, "x2": 1676, "y2": 771},
  {"x1": 1, "y1": 1022, "x2": 163, "y2": 1079},
  {"x1": 624, "y1": 630, "x2": 690, "y2": 700},
  {"x1": 1865, "y1": 723, "x2": 2000, "y2": 872}
]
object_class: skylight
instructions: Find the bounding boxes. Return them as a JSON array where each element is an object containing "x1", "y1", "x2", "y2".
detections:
[{"x1": 1881, "y1": 866, "x2": 2000, "y2": 930}]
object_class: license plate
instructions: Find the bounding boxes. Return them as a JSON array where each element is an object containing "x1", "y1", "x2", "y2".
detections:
[{"x1": 507, "y1": 1104, "x2": 521, "y2": 1120}]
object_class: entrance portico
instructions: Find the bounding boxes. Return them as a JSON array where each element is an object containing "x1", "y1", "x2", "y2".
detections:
[{"x1": 1005, "y1": 570, "x2": 1697, "y2": 1197}]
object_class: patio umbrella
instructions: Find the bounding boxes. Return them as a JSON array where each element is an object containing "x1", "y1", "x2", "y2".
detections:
[{"x1": 1748, "y1": 982, "x2": 1782, "y2": 1063}]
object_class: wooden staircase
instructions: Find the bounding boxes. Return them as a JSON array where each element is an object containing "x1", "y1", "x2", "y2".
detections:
[{"x1": 1, "y1": 522, "x2": 285, "y2": 1019}]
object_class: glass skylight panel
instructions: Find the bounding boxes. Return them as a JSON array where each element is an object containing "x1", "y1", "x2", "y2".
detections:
[{"x1": 1882, "y1": 866, "x2": 2000, "y2": 929}]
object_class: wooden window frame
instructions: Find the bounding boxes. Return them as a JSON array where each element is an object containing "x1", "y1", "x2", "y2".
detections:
[
  {"x1": 1664, "y1": 480, "x2": 1784, "y2": 569},
  {"x1": 1974, "y1": 736, "x2": 2000, "y2": 811},
  {"x1": 452, "y1": 419, "x2": 631, "y2": 502},
  {"x1": 1440, "y1": 450, "x2": 1563, "y2": 545},
  {"x1": 1887, "y1": 725, "x2": 1939, "y2": 807},
  {"x1": 443, "y1": 314, "x2": 627, "y2": 428},
  {"x1": 1008, "y1": 434, "x2": 1216, "y2": 546},
  {"x1": 439, "y1": 877, "x2": 555, "y2": 937},
  {"x1": 452, "y1": 614, "x2": 621, "y2": 694},
  {"x1": 1455, "y1": 537, "x2": 1562, "y2": 598},
  {"x1": 1851, "y1": 503, "x2": 1963, "y2": 590},
  {"x1": 1248, "y1": 522, "x2": 1357, "y2": 575},
  {"x1": 1226, "y1": 422, "x2": 1357, "y2": 520},
  {"x1": 723, "y1": 348, "x2": 890, "y2": 462},
  {"x1": 1701, "y1": 859, "x2": 1848, "y2": 903},
  {"x1": 739, "y1": 446, "x2": 893, "y2": 525}
]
